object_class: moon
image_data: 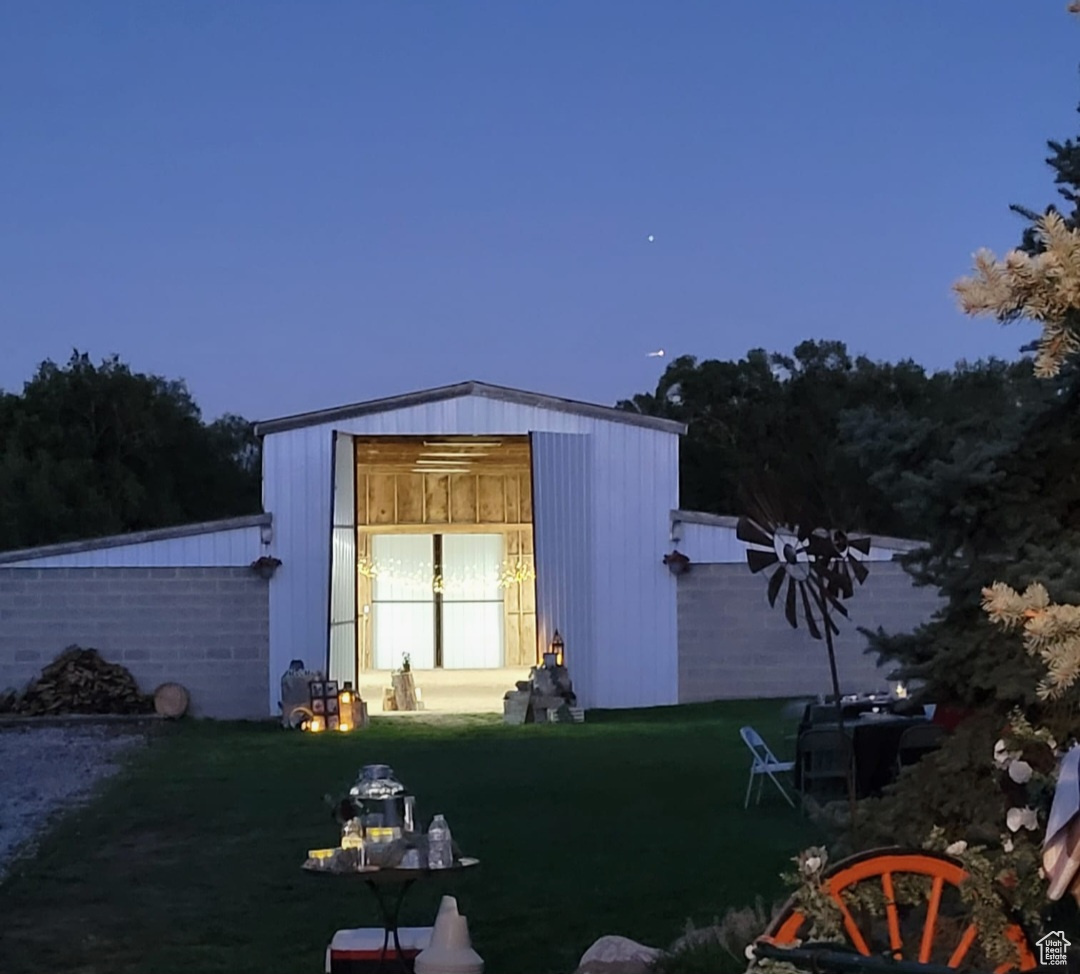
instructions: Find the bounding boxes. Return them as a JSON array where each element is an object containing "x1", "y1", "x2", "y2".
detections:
[{"x1": 647, "y1": 235, "x2": 655, "y2": 242}]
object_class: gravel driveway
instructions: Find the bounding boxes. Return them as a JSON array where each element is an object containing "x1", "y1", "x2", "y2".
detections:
[{"x1": 0, "y1": 723, "x2": 147, "y2": 883}]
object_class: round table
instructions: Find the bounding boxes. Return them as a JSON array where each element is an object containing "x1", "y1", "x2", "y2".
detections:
[{"x1": 303, "y1": 857, "x2": 480, "y2": 973}]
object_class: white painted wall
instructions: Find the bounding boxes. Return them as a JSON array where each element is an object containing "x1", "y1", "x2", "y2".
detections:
[
  {"x1": 261, "y1": 394, "x2": 681, "y2": 713},
  {"x1": 0, "y1": 522, "x2": 271, "y2": 568}
]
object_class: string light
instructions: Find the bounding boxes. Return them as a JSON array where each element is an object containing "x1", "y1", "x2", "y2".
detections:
[
  {"x1": 497, "y1": 560, "x2": 536, "y2": 588},
  {"x1": 358, "y1": 551, "x2": 536, "y2": 594}
]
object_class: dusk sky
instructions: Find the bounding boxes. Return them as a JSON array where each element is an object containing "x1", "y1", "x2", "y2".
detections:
[{"x1": 2, "y1": 2, "x2": 1079, "y2": 423}]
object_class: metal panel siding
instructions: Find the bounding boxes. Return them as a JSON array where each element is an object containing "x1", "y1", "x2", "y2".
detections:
[
  {"x1": 677, "y1": 522, "x2": 902, "y2": 564},
  {"x1": 589, "y1": 423, "x2": 680, "y2": 709},
  {"x1": 263, "y1": 426, "x2": 335, "y2": 712},
  {"x1": 328, "y1": 433, "x2": 357, "y2": 687},
  {"x1": 530, "y1": 433, "x2": 594, "y2": 707},
  {"x1": 262, "y1": 393, "x2": 682, "y2": 714},
  {"x1": 0, "y1": 526, "x2": 266, "y2": 567}
]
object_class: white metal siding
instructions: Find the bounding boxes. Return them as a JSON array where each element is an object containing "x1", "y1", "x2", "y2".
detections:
[
  {"x1": 261, "y1": 394, "x2": 682, "y2": 714},
  {"x1": 676, "y1": 522, "x2": 904, "y2": 565},
  {"x1": 590, "y1": 423, "x2": 680, "y2": 709},
  {"x1": 530, "y1": 432, "x2": 594, "y2": 707},
  {"x1": 328, "y1": 432, "x2": 357, "y2": 688},
  {"x1": 0, "y1": 526, "x2": 268, "y2": 568},
  {"x1": 264, "y1": 426, "x2": 335, "y2": 710}
]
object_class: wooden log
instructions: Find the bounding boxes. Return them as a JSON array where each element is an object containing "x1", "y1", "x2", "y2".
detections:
[{"x1": 392, "y1": 671, "x2": 418, "y2": 711}]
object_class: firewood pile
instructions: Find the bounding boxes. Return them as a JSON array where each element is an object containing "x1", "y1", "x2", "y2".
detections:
[{"x1": 6, "y1": 646, "x2": 154, "y2": 716}]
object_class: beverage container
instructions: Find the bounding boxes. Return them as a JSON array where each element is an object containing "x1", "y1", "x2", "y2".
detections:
[{"x1": 427, "y1": 814, "x2": 453, "y2": 869}]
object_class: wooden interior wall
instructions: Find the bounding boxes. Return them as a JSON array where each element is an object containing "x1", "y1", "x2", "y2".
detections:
[
  {"x1": 357, "y1": 531, "x2": 372, "y2": 671},
  {"x1": 502, "y1": 527, "x2": 537, "y2": 667},
  {"x1": 355, "y1": 466, "x2": 536, "y2": 669},
  {"x1": 356, "y1": 471, "x2": 532, "y2": 527}
]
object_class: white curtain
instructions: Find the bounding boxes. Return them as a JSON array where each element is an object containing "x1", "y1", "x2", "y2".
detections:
[
  {"x1": 371, "y1": 534, "x2": 435, "y2": 670},
  {"x1": 441, "y1": 534, "x2": 504, "y2": 669}
]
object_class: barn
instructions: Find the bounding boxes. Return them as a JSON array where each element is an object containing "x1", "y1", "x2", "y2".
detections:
[{"x1": 0, "y1": 381, "x2": 942, "y2": 718}]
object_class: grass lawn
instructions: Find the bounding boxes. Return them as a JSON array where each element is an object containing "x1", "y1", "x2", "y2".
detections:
[{"x1": 0, "y1": 700, "x2": 817, "y2": 974}]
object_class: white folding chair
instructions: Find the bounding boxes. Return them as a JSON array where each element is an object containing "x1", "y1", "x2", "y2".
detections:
[{"x1": 740, "y1": 725, "x2": 796, "y2": 808}]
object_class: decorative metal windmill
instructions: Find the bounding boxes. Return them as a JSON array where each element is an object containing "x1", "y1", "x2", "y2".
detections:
[
  {"x1": 737, "y1": 513, "x2": 871, "y2": 820},
  {"x1": 736, "y1": 516, "x2": 871, "y2": 702}
]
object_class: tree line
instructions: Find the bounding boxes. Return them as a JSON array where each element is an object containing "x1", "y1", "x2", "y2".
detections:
[
  {"x1": 0, "y1": 338, "x2": 1056, "y2": 554},
  {"x1": 0, "y1": 353, "x2": 260, "y2": 551}
]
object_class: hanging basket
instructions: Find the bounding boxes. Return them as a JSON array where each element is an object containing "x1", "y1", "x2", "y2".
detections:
[
  {"x1": 663, "y1": 550, "x2": 691, "y2": 576},
  {"x1": 251, "y1": 556, "x2": 282, "y2": 579}
]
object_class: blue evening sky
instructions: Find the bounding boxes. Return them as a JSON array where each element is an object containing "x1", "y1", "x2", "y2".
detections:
[{"x1": 2, "y1": 2, "x2": 1078, "y2": 422}]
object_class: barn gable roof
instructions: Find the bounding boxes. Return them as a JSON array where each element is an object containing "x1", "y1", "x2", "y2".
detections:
[{"x1": 253, "y1": 381, "x2": 687, "y2": 437}]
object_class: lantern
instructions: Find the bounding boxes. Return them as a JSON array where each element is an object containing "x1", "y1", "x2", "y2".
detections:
[{"x1": 551, "y1": 630, "x2": 564, "y2": 667}]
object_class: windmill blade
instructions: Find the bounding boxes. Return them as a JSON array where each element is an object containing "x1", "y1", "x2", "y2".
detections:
[
  {"x1": 850, "y1": 557, "x2": 869, "y2": 585},
  {"x1": 784, "y1": 576, "x2": 799, "y2": 629},
  {"x1": 736, "y1": 517, "x2": 774, "y2": 548},
  {"x1": 849, "y1": 536, "x2": 872, "y2": 555},
  {"x1": 747, "y1": 548, "x2": 779, "y2": 574},
  {"x1": 799, "y1": 583, "x2": 823, "y2": 640},
  {"x1": 766, "y1": 564, "x2": 786, "y2": 607}
]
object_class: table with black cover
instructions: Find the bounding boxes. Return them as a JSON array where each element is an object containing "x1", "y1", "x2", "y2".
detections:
[{"x1": 796, "y1": 714, "x2": 930, "y2": 798}]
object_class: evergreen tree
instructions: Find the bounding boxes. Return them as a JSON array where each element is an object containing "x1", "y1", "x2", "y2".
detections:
[{"x1": 849, "y1": 39, "x2": 1080, "y2": 950}]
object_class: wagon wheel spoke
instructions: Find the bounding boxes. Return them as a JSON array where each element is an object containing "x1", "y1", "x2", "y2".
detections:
[
  {"x1": 947, "y1": 923, "x2": 978, "y2": 968},
  {"x1": 918, "y1": 875, "x2": 945, "y2": 964},
  {"x1": 828, "y1": 887, "x2": 872, "y2": 956},
  {"x1": 880, "y1": 871, "x2": 903, "y2": 959}
]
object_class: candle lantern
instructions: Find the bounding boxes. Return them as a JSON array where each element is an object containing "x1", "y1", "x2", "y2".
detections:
[{"x1": 551, "y1": 630, "x2": 564, "y2": 667}]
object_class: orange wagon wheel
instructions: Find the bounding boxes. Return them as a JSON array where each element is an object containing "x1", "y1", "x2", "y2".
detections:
[{"x1": 761, "y1": 848, "x2": 1037, "y2": 972}]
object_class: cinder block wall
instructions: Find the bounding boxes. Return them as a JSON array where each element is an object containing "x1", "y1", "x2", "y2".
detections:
[
  {"x1": 0, "y1": 567, "x2": 269, "y2": 719},
  {"x1": 677, "y1": 561, "x2": 944, "y2": 702}
]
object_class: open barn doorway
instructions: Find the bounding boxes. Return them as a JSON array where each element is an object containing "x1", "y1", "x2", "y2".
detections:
[{"x1": 334, "y1": 435, "x2": 538, "y2": 712}]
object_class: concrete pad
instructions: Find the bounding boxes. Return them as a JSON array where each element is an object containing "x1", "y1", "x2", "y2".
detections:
[{"x1": 355, "y1": 667, "x2": 530, "y2": 714}]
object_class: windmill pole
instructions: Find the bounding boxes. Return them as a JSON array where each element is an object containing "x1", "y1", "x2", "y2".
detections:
[{"x1": 817, "y1": 588, "x2": 859, "y2": 842}]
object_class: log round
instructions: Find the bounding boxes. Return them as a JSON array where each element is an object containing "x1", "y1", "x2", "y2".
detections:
[{"x1": 153, "y1": 682, "x2": 189, "y2": 718}]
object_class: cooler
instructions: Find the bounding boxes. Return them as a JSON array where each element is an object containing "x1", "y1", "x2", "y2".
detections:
[{"x1": 326, "y1": 926, "x2": 434, "y2": 974}]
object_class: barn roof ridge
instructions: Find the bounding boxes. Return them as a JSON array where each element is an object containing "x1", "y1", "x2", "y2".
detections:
[{"x1": 253, "y1": 380, "x2": 687, "y2": 436}]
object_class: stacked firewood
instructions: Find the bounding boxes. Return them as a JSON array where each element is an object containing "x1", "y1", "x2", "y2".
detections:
[{"x1": 11, "y1": 646, "x2": 154, "y2": 716}]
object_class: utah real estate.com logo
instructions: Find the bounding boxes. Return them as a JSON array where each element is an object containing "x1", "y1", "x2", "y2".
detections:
[{"x1": 1036, "y1": 930, "x2": 1071, "y2": 967}]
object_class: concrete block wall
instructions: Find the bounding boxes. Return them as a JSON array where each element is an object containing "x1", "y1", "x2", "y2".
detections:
[
  {"x1": 0, "y1": 567, "x2": 269, "y2": 719},
  {"x1": 677, "y1": 561, "x2": 945, "y2": 702}
]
